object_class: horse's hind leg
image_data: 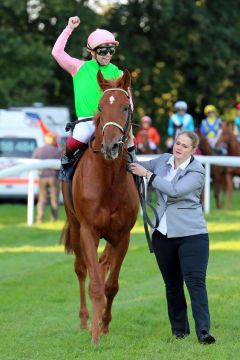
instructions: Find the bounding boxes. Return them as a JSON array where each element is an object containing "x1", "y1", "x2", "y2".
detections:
[
  {"x1": 67, "y1": 217, "x2": 89, "y2": 330},
  {"x1": 74, "y1": 253, "x2": 89, "y2": 330},
  {"x1": 99, "y1": 242, "x2": 112, "y2": 283},
  {"x1": 101, "y1": 233, "x2": 130, "y2": 334}
]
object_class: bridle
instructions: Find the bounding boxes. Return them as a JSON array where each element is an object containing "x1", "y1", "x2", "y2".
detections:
[{"x1": 90, "y1": 87, "x2": 133, "y2": 153}]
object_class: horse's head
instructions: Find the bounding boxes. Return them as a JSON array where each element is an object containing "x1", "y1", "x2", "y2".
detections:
[
  {"x1": 96, "y1": 69, "x2": 132, "y2": 160},
  {"x1": 214, "y1": 122, "x2": 240, "y2": 155},
  {"x1": 195, "y1": 128, "x2": 213, "y2": 155}
]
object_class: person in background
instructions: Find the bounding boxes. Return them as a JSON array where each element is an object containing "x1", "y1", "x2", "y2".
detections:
[
  {"x1": 168, "y1": 101, "x2": 195, "y2": 137},
  {"x1": 234, "y1": 103, "x2": 240, "y2": 141},
  {"x1": 52, "y1": 16, "x2": 134, "y2": 180},
  {"x1": 135, "y1": 115, "x2": 161, "y2": 153},
  {"x1": 200, "y1": 105, "x2": 222, "y2": 149},
  {"x1": 129, "y1": 130, "x2": 215, "y2": 345},
  {"x1": 32, "y1": 132, "x2": 61, "y2": 224}
]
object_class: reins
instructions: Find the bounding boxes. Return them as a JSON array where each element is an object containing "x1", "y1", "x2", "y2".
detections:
[{"x1": 128, "y1": 152, "x2": 160, "y2": 253}]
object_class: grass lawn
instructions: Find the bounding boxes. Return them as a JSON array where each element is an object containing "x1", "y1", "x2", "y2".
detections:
[{"x1": 0, "y1": 191, "x2": 240, "y2": 360}]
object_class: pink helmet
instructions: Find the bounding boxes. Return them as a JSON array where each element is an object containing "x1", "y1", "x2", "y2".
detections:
[
  {"x1": 87, "y1": 29, "x2": 119, "y2": 50},
  {"x1": 141, "y1": 115, "x2": 152, "y2": 124},
  {"x1": 236, "y1": 103, "x2": 240, "y2": 110}
]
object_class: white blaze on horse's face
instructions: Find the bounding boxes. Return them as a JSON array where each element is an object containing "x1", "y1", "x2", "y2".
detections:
[{"x1": 109, "y1": 95, "x2": 115, "y2": 105}]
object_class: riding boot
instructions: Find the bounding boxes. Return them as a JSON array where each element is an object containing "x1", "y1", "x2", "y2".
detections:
[{"x1": 59, "y1": 137, "x2": 87, "y2": 181}]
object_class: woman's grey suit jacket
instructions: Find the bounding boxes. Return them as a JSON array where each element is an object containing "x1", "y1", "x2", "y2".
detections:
[{"x1": 134, "y1": 152, "x2": 208, "y2": 238}]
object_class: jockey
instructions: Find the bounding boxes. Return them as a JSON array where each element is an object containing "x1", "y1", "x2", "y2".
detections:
[
  {"x1": 200, "y1": 105, "x2": 222, "y2": 148},
  {"x1": 234, "y1": 103, "x2": 240, "y2": 140},
  {"x1": 135, "y1": 115, "x2": 161, "y2": 153},
  {"x1": 52, "y1": 16, "x2": 134, "y2": 178},
  {"x1": 167, "y1": 101, "x2": 195, "y2": 138}
]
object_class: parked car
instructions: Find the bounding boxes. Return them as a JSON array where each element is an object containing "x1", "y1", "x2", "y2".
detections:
[
  {"x1": 9, "y1": 104, "x2": 71, "y2": 149},
  {"x1": 0, "y1": 110, "x2": 45, "y2": 200}
]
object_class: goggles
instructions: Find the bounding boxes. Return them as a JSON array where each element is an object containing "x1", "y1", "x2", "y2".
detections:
[{"x1": 95, "y1": 46, "x2": 116, "y2": 56}]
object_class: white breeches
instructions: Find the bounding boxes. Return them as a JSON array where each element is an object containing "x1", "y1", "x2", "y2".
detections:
[{"x1": 72, "y1": 119, "x2": 95, "y2": 143}]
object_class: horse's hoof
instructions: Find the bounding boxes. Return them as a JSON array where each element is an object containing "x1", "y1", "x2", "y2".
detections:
[
  {"x1": 91, "y1": 336, "x2": 100, "y2": 345},
  {"x1": 80, "y1": 323, "x2": 88, "y2": 330},
  {"x1": 101, "y1": 327, "x2": 109, "y2": 335}
]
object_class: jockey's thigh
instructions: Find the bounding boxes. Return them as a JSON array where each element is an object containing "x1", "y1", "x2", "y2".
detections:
[{"x1": 72, "y1": 121, "x2": 95, "y2": 143}]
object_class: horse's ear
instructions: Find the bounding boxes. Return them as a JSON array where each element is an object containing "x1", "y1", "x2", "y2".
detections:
[
  {"x1": 97, "y1": 70, "x2": 108, "y2": 91},
  {"x1": 119, "y1": 69, "x2": 131, "y2": 91}
]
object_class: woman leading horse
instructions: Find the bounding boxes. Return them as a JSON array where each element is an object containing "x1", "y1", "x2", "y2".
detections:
[{"x1": 61, "y1": 70, "x2": 139, "y2": 344}]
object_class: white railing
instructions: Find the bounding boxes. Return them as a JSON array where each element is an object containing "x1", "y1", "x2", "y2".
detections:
[{"x1": 0, "y1": 156, "x2": 240, "y2": 226}]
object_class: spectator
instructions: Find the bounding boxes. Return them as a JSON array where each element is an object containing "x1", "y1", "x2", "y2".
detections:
[
  {"x1": 32, "y1": 132, "x2": 61, "y2": 224},
  {"x1": 200, "y1": 105, "x2": 222, "y2": 148},
  {"x1": 135, "y1": 115, "x2": 161, "y2": 153}
]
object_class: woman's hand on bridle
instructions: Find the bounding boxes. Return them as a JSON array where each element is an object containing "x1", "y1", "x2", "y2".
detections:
[{"x1": 129, "y1": 163, "x2": 148, "y2": 177}]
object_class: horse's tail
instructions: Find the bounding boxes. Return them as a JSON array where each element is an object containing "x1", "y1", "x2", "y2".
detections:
[{"x1": 60, "y1": 220, "x2": 73, "y2": 254}]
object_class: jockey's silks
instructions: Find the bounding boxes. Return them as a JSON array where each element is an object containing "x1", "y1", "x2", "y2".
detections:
[
  {"x1": 168, "y1": 113, "x2": 194, "y2": 137},
  {"x1": 200, "y1": 117, "x2": 221, "y2": 139},
  {"x1": 73, "y1": 60, "x2": 122, "y2": 117},
  {"x1": 235, "y1": 116, "x2": 240, "y2": 133}
]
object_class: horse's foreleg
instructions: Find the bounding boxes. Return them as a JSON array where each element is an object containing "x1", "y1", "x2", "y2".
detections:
[
  {"x1": 101, "y1": 233, "x2": 130, "y2": 334},
  {"x1": 80, "y1": 226, "x2": 105, "y2": 344},
  {"x1": 74, "y1": 255, "x2": 89, "y2": 330},
  {"x1": 64, "y1": 212, "x2": 89, "y2": 330}
]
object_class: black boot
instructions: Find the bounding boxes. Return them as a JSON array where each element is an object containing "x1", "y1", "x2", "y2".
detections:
[{"x1": 59, "y1": 147, "x2": 86, "y2": 181}]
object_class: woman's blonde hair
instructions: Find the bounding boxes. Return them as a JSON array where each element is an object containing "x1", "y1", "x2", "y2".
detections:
[{"x1": 175, "y1": 131, "x2": 199, "y2": 149}]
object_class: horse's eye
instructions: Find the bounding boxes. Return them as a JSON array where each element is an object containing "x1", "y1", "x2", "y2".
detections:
[{"x1": 123, "y1": 106, "x2": 129, "y2": 112}]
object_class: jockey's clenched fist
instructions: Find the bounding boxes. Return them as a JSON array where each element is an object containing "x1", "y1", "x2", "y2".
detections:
[{"x1": 68, "y1": 16, "x2": 80, "y2": 30}]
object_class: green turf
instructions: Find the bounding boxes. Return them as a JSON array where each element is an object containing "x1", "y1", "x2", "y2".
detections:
[{"x1": 0, "y1": 191, "x2": 240, "y2": 360}]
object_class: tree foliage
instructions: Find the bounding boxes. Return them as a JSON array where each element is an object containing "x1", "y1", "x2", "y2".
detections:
[
  {"x1": 106, "y1": 0, "x2": 240, "y2": 130},
  {"x1": 1, "y1": 0, "x2": 240, "y2": 133}
]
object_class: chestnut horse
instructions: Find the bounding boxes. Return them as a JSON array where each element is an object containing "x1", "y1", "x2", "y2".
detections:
[
  {"x1": 196, "y1": 129, "x2": 226, "y2": 208},
  {"x1": 61, "y1": 70, "x2": 139, "y2": 344},
  {"x1": 216, "y1": 122, "x2": 240, "y2": 208}
]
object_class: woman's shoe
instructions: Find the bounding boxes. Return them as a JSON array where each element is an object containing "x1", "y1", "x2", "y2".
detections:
[
  {"x1": 198, "y1": 330, "x2": 216, "y2": 344},
  {"x1": 173, "y1": 331, "x2": 189, "y2": 340}
]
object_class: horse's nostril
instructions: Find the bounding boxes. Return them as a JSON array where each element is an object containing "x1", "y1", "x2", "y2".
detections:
[{"x1": 112, "y1": 143, "x2": 119, "y2": 152}]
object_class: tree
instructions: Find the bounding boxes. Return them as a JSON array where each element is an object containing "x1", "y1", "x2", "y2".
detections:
[{"x1": 0, "y1": 0, "x2": 102, "y2": 113}]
